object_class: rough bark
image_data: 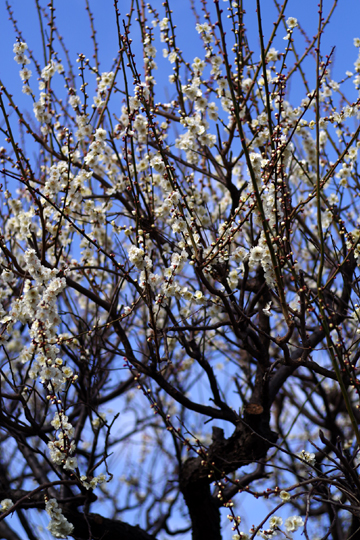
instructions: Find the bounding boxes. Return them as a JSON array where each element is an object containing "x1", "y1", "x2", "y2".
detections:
[
  {"x1": 179, "y1": 417, "x2": 278, "y2": 540},
  {"x1": 65, "y1": 511, "x2": 157, "y2": 540}
]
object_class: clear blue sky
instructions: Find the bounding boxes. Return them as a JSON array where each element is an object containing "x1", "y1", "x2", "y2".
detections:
[{"x1": 1, "y1": 1, "x2": 359, "y2": 115}]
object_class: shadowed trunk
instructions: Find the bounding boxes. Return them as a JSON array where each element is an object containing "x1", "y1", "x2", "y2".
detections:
[{"x1": 179, "y1": 417, "x2": 277, "y2": 540}]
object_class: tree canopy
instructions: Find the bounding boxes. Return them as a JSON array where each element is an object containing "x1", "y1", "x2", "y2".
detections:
[{"x1": 1, "y1": 1, "x2": 360, "y2": 539}]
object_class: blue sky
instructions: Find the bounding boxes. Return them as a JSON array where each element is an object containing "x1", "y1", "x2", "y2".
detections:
[{"x1": 1, "y1": 1, "x2": 360, "y2": 114}]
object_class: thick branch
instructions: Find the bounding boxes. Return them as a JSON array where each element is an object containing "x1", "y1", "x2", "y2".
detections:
[
  {"x1": 179, "y1": 420, "x2": 277, "y2": 540},
  {"x1": 66, "y1": 511, "x2": 157, "y2": 540}
]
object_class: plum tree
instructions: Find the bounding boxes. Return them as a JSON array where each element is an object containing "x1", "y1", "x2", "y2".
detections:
[{"x1": 1, "y1": 1, "x2": 360, "y2": 539}]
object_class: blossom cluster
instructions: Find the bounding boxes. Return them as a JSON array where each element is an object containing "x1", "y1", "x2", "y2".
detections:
[
  {"x1": 250, "y1": 515, "x2": 304, "y2": 539},
  {"x1": 48, "y1": 412, "x2": 77, "y2": 470},
  {"x1": 13, "y1": 41, "x2": 32, "y2": 87},
  {"x1": 45, "y1": 498, "x2": 74, "y2": 539}
]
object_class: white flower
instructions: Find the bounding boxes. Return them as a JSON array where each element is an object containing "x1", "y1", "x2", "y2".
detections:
[
  {"x1": 196, "y1": 23, "x2": 211, "y2": 34},
  {"x1": 210, "y1": 56, "x2": 223, "y2": 74},
  {"x1": 95, "y1": 127, "x2": 107, "y2": 141},
  {"x1": 93, "y1": 94, "x2": 105, "y2": 109},
  {"x1": 183, "y1": 84, "x2": 201, "y2": 101},
  {"x1": 168, "y1": 51, "x2": 178, "y2": 64},
  {"x1": 14, "y1": 53, "x2": 30, "y2": 65},
  {"x1": 192, "y1": 57, "x2": 206, "y2": 73},
  {"x1": 64, "y1": 456, "x2": 78, "y2": 471},
  {"x1": 51, "y1": 413, "x2": 62, "y2": 430},
  {"x1": 1, "y1": 499, "x2": 13, "y2": 511},
  {"x1": 159, "y1": 17, "x2": 169, "y2": 30},
  {"x1": 208, "y1": 102, "x2": 218, "y2": 121},
  {"x1": 41, "y1": 61, "x2": 57, "y2": 81},
  {"x1": 19, "y1": 67, "x2": 32, "y2": 80},
  {"x1": 286, "y1": 17, "x2": 298, "y2": 28},
  {"x1": 101, "y1": 71, "x2": 114, "y2": 87},
  {"x1": 92, "y1": 413, "x2": 106, "y2": 429},
  {"x1": 249, "y1": 245, "x2": 264, "y2": 263},
  {"x1": 128, "y1": 245, "x2": 145, "y2": 269},
  {"x1": 13, "y1": 42, "x2": 28, "y2": 54},
  {"x1": 328, "y1": 193, "x2": 339, "y2": 206},
  {"x1": 285, "y1": 515, "x2": 304, "y2": 533},
  {"x1": 151, "y1": 154, "x2": 166, "y2": 174},
  {"x1": 299, "y1": 449, "x2": 316, "y2": 466},
  {"x1": 227, "y1": 269, "x2": 239, "y2": 290},
  {"x1": 279, "y1": 490, "x2": 291, "y2": 501},
  {"x1": 45, "y1": 498, "x2": 74, "y2": 538},
  {"x1": 266, "y1": 47, "x2": 279, "y2": 62},
  {"x1": 269, "y1": 516, "x2": 283, "y2": 528},
  {"x1": 22, "y1": 85, "x2": 33, "y2": 95},
  {"x1": 145, "y1": 44, "x2": 157, "y2": 57},
  {"x1": 62, "y1": 366, "x2": 73, "y2": 378},
  {"x1": 69, "y1": 94, "x2": 81, "y2": 109},
  {"x1": 193, "y1": 290, "x2": 206, "y2": 304}
]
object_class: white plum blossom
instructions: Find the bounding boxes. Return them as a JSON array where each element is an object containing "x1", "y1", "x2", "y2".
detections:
[
  {"x1": 279, "y1": 490, "x2": 291, "y2": 501},
  {"x1": 151, "y1": 154, "x2": 166, "y2": 174},
  {"x1": 196, "y1": 22, "x2": 212, "y2": 34},
  {"x1": 64, "y1": 456, "x2": 78, "y2": 471},
  {"x1": 193, "y1": 290, "x2": 206, "y2": 304},
  {"x1": 45, "y1": 499, "x2": 74, "y2": 538},
  {"x1": 168, "y1": 51, "x2": 178, "y2": 64},
  {"x1": 266, "y1": 47, "x2": 279, "y2": 62},
  {"x1": 269, "y1": 516, "x2": 283, "y2": 528},
  {"x1": 1, "y1": 499, "x2": 13, "y2": 511},
  {"x1": 285, "y1": 516, "x2": 304, "y2": 533},
  {"x1": 299, "y1": 449, "x2": 316, "y2": 466},
  {"x1": 286, "y1": 17, "x2": 298, "y2": 28},
  {"x1": 41, "y1": 60, "x2": 63, "y2": 80},
  {"x1": 128, "y1": 246, "x2": 145, "y2": 268},
  {"x1": 13, "y1": 41, "x2": 28, "y2": 54},
  {"x1": 19, "y1": 67, "x2": 32, "y2": 80}
]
